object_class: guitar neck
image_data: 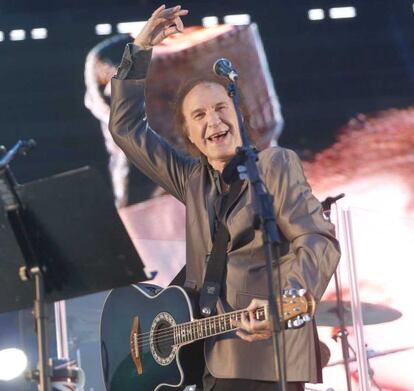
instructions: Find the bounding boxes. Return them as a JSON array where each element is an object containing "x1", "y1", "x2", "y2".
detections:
[{"x1": 173, "y1": 307, "x2": 266, "y2": 346}]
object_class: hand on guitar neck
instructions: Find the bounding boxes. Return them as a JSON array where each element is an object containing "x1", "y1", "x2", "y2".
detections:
[
  {"x1": 232, "y1": 290, "x2": 316, "y2": 342},
  {"x1": 232, "y1": 298, "x2": 273, "y2": 342}
]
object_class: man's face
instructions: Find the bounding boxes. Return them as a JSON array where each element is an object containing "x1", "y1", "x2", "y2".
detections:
[{"x1": 182, "y1": 82, "x2": 242, "y2": 171}]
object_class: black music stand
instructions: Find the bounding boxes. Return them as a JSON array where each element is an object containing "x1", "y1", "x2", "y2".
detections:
[{"x1": 0, "y1": 165, "x2": 147, "y2": 391}]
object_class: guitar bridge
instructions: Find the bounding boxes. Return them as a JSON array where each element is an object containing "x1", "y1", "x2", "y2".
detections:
[{"x1": 130, "y1": 316, "x2": 143, "y2": 375}]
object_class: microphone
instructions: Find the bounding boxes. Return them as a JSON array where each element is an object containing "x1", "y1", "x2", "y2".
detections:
[
  {"x1": 20, "y1": 139, "x2": 37, "y2": 156},
  {"x1": 321, "y1": 193, "x2": 345, "y2": 211},
  {"x1": 213, "y1": 58, "x2": 239, "y2": 82}
]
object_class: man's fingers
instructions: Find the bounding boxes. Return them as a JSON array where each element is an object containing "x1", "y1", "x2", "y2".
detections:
[
  {"x1": 151, "y1": 4, "x2": 166, "y2": 18},
  {"x1": 163, "y1": 25, "x2": 180, "y2": 38},
  {"x1": 175, "y1": 16, "x2": 184, "y2": 31},
  {"x1": 159, "y1": 5, "x2": 184, "y2": 19}
]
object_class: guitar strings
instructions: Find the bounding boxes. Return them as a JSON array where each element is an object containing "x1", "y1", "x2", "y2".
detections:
[
  {"x1": 130, "y1": 297, "x2": 306, "y2": 351},
  {"x1": 135, "y1": 307, "x2": 262, "y2": 344},
  {"x1": 133, "y1": 306, "x2": 266, "y2": 343},
  {"x1": 135, "y1": 308, "x2": 267, "y2": 350},
  {"x1": 137, "y1": 310, "x2": 247, "y2": 348}
]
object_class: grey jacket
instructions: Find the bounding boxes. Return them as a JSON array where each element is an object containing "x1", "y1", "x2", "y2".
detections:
[{"x1": 109, "y1": 44, "x2": 341, "y2": 383}]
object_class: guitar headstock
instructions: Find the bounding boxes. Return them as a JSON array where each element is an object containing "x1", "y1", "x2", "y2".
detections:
[{"x1": 280, "y1": 288, "x2": 316, "y2": 329}]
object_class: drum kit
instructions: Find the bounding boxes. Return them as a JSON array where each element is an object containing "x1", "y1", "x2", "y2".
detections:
[
  {"x1": 307, "y1": 196, "x2": 414, "y2": 391},
  {"x1": 306, "y1": 301, "x2": 412, "y2": 391}
]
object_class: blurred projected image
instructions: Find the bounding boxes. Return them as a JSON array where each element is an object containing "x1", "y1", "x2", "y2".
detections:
[
  {"x1": 304, "y1": 109, "x2": 414, "y2": 391},
  {"x1": 84, "y1": 24, "x2": 414, "y2": 391},
  {"x1": 84, "y1": 24, "x2": 283, "y2": 287}
]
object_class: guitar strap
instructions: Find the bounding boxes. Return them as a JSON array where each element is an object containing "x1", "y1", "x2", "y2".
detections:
[{"x1": 199, "y1": 178, "x2": 243, "y2": 318}]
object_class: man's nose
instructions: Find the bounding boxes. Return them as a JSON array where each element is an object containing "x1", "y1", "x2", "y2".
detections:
[{"x1": 207, "y1": 111, "x2": 221, "y2": 127}]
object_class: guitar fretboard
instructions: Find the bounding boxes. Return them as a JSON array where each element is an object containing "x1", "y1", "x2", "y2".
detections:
[{"x1": 173, "y1": 307, "x2": 266, "y2": 345}]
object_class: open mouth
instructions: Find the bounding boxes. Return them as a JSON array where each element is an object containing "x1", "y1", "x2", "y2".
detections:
[{"x1": 206, "y1": 130, "x2": 229, "y2": 142}]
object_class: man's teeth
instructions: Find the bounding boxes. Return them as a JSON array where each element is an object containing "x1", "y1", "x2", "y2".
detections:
[{"x1": 207, "y1": 130, "x2": 229, "y2": 141}]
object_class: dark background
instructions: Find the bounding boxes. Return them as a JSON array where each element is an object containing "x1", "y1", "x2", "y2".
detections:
[{"x1": 1, "y1": 0, "x2": 414, "y2": 186}]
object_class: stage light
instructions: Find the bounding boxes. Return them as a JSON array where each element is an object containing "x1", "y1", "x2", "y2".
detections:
[
  {"x1": 95, "y1": 23, "x2": 112, "y2": 35},
  {"x1": 202, "y1": 16, "x2": 219, "y2": 28},
  {"x1": 0, "y1": 31, "x2": 4, "y2": 42},
  {"x1": 9, "y1": 29, "x2": 26, "y2": 41},
  {"x1": 31, "y1": 28, "x2": 47, "y2": 40},
  {"x1": 329, "y1": 6, "x2": 356, "y2": 19},
  {"x1": 0, "y1": 348, "x2": 28, "y2": 381},
  {"x1": 223, "y1": 14, "x2": 251, "y2": 25},
  {"x1": 116, "y1": 21, "x2": 146, "y2": 35},
  {"x1": 308, "y1": 9, "x2": 325, "y2": 21}
]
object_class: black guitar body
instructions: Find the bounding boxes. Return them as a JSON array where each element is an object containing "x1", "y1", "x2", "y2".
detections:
[{"x1": 100, "y1": 284, "x2": 204, "y2": 391}]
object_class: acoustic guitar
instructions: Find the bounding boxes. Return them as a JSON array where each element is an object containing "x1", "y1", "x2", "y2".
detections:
[{"x1": 100, "y1": 283, "x2": 315, "y2": 391}]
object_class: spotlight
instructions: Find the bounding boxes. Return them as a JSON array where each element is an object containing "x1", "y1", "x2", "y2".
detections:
[
  {"x1": 329, "y1": 6, "x2": 356, "y2": 19},
  {"x1": 308, "y1": 9, "x2": 325, "y2": 21},
  {"x1": 202, "y1": 16, "x2": 219, "y2": 28},
  {"x1": 0, "y1": 348, "x2": 28, "y2": 381},
  {"x1": 31, "y1": 28, "x2": 47, "y2": 40},
  {"x1": 0, "y1": 31, "x2": 4, "y2": 42},
  {"x1": 9, "y1": 29, "x2": 26, "y2": 41},
  {"x1": 223, "y1": 14, "x2": 251, "y2": 26},
  {"x1": 116, "y1": 21, "x2": 146, "y2": 35},
  {"x1": 95, "y1": 23, "x2": 112, "y2": 35}
]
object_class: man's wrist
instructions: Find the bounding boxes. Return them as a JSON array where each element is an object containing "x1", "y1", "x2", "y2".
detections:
[{"x1": 133, "y1": 39, "x2": 153, "y2": 51}]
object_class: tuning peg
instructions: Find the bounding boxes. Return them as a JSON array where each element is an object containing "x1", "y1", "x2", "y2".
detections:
[
  {"x1": 287, "y1": 313, "x2": 313, "y2": 329},
  {"x1": 302, "y1": 314, "x2": 312, "y2": 323},
  {"x1": 297, "y1": 289, "x2": 306, "y2": 297},
  {"x1": 287, "y1": 316, "x2": 305, "y2": 329},
  {"x1": 282, "y1": 288, "x2": 294, "y2": 297}
]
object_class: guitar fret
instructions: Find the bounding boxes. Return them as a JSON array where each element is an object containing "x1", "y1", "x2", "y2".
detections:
[
  {"x1": 190, "y1": 322, "x2": 194, "y2": 341},
  {"x1": 226, "y1": 315, "x2": 231, "y2": 330},
  {"x1": 202, "y1": 319, "x2": 206, "y2": 338},
  {"x1": 186, "y1": 324, "x2": 190, "y2": 342},
  {"x1": 199, "y1": 320, "x2": 203, "y2": 338},
  {"x1": 197, "y1": 321, "x2": 201, "y2": 339}
]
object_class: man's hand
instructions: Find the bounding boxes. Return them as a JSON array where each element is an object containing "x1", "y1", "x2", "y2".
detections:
[
  {"x1": 232, "y1": 299, "x2": 272, "y2": 342},
  {"x1": 133, "y1": 4, "x2": 189, "y2": 49}
]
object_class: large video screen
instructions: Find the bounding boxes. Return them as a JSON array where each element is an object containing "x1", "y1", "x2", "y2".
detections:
[{"x1": 1, "y1": 2, "x2": 413, "y2": 390}]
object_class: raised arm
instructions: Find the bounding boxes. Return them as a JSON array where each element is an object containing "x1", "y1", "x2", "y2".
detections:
[{"x1": 109, "y1": 5, "x2": 194, "y2": 203}]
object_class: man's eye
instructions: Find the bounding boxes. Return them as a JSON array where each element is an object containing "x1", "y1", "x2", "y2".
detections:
[
  {"x1": 217, "y1": 105, "x2": 226, "y2": 111},
  {"x1": 194, "y1": 112, "x2": 205, "y2": 119}
]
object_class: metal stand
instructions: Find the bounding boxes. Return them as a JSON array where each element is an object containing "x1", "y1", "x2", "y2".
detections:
[
  {"x1": 0, "y1": 140, "x2": 51, "y2": 390},
  {"x1": 223, "y1": 80, "x2": 288, "y2": 391},
  {"x1": 26, "y1": 267, "x2": 52, "y2": 391},
  {"x1": 0, "y1": 139, "x2": 147, "y2": 391},
  {"x1": 322, "y1": 194, "x2": 352, "y2": 391}
]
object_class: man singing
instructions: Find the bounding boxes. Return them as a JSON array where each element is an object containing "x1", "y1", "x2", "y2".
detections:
[{"x1": 109, "y1": 5, "x2": 340, "y2": 390}]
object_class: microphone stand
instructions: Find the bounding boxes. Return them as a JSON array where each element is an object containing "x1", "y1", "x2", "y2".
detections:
[{"x1": 225, "y1": 80, "x2": 287, "y2": 391}]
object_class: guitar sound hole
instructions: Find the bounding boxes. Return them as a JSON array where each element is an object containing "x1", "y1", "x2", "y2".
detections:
[{"x1": 153, "y1": 320, "x2": 174, "y2": 358}]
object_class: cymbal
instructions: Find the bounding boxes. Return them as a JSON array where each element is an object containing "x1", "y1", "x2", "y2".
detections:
[{"x1": 316, "y1": 301, "x2": 402, "y2": 327}]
